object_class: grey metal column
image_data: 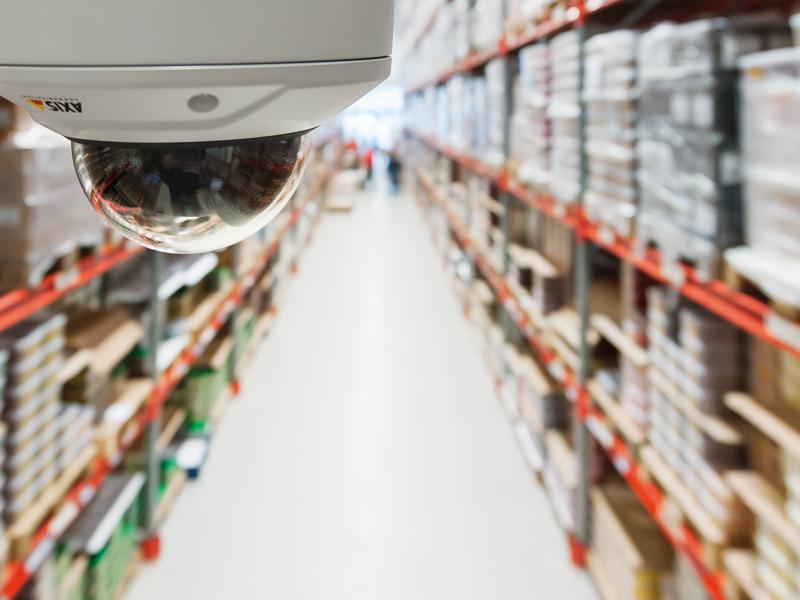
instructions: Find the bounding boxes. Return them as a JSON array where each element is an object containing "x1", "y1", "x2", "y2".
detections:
[
  {"x1": 143, "y1": 249, "x2": 165, "y2": 543},
  {"x1": 499, "y1": 43, "x2": 517, "y2": 349},
  {"x1": 229, "y1": 242, "x2": 242, "y2": 386},
  {"x1": 573, "y1": 20, "x2": 592, "y2": 549}
]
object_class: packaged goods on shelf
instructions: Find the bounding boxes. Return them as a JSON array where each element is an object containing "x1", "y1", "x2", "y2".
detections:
[
  {"x1": 0, "y1": 312, "x2": 67, "y2": 524},
  {"x1": 661, "y1": 554, "x2": 712, "y2": 600},
  {"x1": 17, "y1": 553, "x2": 58, "y2": 600},
  {"x1": 453, "y1": 0, "x2": 471, "y2": 61},
  {"x1": 449, "y1": 178, "x2": 470, "y2": 226},
  {"x1": 637, "y1": 17, "x2": 789, "y2": 278},
  {"x1": 408, "y1": 5, "x2": 457, "y2": 88},
  {"x1": 105, "y1": 253, "x2": 219, "y2": 307},
  {"x1": 727, "y1": 48, "x2": 800, "y2": 308},
  {"x1": 515, "y1": 351, "x2": 568, "y2": 430},
  {"x1": 508, "y1": 244, "x2": 565, "y2": 316},
  {"x1": 539, "y1": 214, "x2": 574, "y2": 287},
  {"x1": 470, "y1": 184, "x2": 505, "y2": 272},
  {"x1": 447, "y1": 76, "x2": 472, "y2": 153},
  {"x1": 470, "y1": 0, "x2": 504, "y2": 54},
  {"x1": 0, "y1": 126, "x2": 106, "y2": 291},
  {"x1": 55, "y1": 404, "x2": 95, "y2": 473},
  {"x1": 752, "y1": 518, "x2": 799, "y2": 599},
  {"x1": 62, "y1": 308, "x2": 143, "y2": 409},
  {"x1": 543, "y1": 430, "x2": 577, "y2": 532},
  {"x1": 469, "y1": 76, "x2": 489, "y2": 159},
  {"x1": 584, "y1": 30, "x2": 639, "y2": 237},
  {"x1": 510, "y1": 43, "x2": 551, "y2": 190},
  {"x1": 590, "y1": 484, "x2": 673, "y2": 600},
  {"x1": 549, "y1": 30, "x2": 582, "y2": 205},
  {"x1": 436, "y1": 86, "x2": 450, "y2": 146},
  {"x1": 506, "y1": 0, "x2": 552, "y2": 32},
  {"x1": 748, "y1": 337, "x2": 800, "y2": 416},
  {"x1": 646, "y1": 288, "x2": 751, "y2": 538},
  {"x1": 484, "y1": 58, "x2": 507, "y2": 168},
  {"x1": 59, "y1": 473, "x2": 143, "y2": 600}
]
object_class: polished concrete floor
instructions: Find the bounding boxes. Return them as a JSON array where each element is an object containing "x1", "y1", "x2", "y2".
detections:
[{"x1": 129, "y1": 181, "x2": 596, "y2": 600}]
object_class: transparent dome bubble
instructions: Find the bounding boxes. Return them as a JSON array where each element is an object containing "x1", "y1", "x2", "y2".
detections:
[{"x1": 72, "y1": 132, "x2": 310, "y2": 253}]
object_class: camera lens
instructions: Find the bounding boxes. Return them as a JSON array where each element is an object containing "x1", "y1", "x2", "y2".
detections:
[{"x1": 72, "y1": 132, "x2": 310, "y2": 253}]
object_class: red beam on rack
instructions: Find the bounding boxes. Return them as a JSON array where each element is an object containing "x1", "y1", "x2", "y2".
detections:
[{"x1": 0, "y1": 244, "x2": 144, "y2": 334}]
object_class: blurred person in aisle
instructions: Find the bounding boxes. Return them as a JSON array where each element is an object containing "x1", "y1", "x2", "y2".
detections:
[
  {"x1": 362, "y1": 145, "x2": 374, "y2": 188},
  {"x1": 387, "y1": 148, "x2": 402, "y2": 194}
]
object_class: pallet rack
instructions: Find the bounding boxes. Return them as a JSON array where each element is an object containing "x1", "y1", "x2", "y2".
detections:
[
  {"x1": 416, "y1": 169, "x2": 727, "y2": 599},
  {"x1": 0, "y1": 142, "x2": 336, "y2": 599},
  {"x1": 403, "y1": 2, "x2": 796, "y2": 599}
]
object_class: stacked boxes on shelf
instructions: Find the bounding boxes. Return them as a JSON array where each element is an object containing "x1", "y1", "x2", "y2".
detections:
[
  {"x1": 584, "y1": 30, "x2": 639, "y2": 237},
  {"x1": 751, "y1": 511, "x2": 800, "y2": 599},
  {"x1": 549, "y1": 30, "x2": 582, "y2": 205},
  {"x1": 589, "y1": 483, "x2": 673, "y2": 600},
  {"x1": 448, "y1": 76, "x2": 472, "y2": 153},
  {"x1": 467, "y1": 176, "x2": 505, "y2": 271},
  {"x1": 485, "y1": 59, "x2": 507, "y2": 168},
  {"x1": 506, "y1": 345, "x2": 569, "y2": 474},
  {"x1": 469, "y1": 75, "x2": 489, "y2": 160},
  {"x1": 454, "y1": 0, "x2": 471, "y2": 62},
  {"x1": 510, "y1": 43, "x2": 551, "y2": 191},
  {"x1": 54, "y1": 405, "x2": 94, "y2": 474},
  {"x1": 62, "y1": 308, "x2": 143, "y2": 410},
  {"x1": 727, "y1": 47, "x2": 800, "y2": 307},
  {"x1": 471, "y1": 0, "x2": 504, "y2": 54},
  {"x1": 507, "y1": 244, "x2": 564, "y2": 316},
  {"x1": 543, "y1": 429, "x2": 577, "y2": 532},
  {"x1": 507, "y1": 0, "x2": 555, "y2": 32},
  {"x1": 410, "y1": 3, "x2": 457, "y2": 86},
  {"x1": 1, "y1": 313, "x2": 66, "y2": 525},
  {"x1": 0, "y1": 123, "x2": 105, "y2": 291},
  {"x1": 646, "y1": 288, "x2": 750, "y2": 539},
  {"x1": 637, "y1": 17, "x2": 789, "y2": 278},
  {"x1": 662, "y1": 555, "x2": 712, "y2": 600}
]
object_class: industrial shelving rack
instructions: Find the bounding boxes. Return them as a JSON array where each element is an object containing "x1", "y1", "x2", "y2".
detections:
[
  {"x1": 403, "y1": 1, "x2": 797, "y2": 599},
  {"x1": 0, "y1": 135, "x2": 338, "y2": 599}
]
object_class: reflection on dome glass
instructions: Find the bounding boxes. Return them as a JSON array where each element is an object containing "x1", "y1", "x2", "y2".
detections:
[{"x1": 72, "y1": 132, "x2": 310, "y2": 253}]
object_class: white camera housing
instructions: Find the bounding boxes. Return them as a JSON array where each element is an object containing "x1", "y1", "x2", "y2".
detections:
[{"x1": 0, "y1": 0, "x2": 394, "y2": 252}]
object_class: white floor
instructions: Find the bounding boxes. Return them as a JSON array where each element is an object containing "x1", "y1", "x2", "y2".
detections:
[{"x1": 128, "y1": 181, "x2": 597, "y2": 600}]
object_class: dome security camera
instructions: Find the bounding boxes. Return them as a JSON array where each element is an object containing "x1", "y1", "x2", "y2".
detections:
[{"x1": 0, "y1": 0, "x2": 394, "y2": 253}]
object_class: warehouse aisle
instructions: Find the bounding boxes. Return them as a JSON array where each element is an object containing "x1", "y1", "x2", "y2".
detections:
[{"x1": 128, "y1": 179, "x2": 596, "y2": 600}]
